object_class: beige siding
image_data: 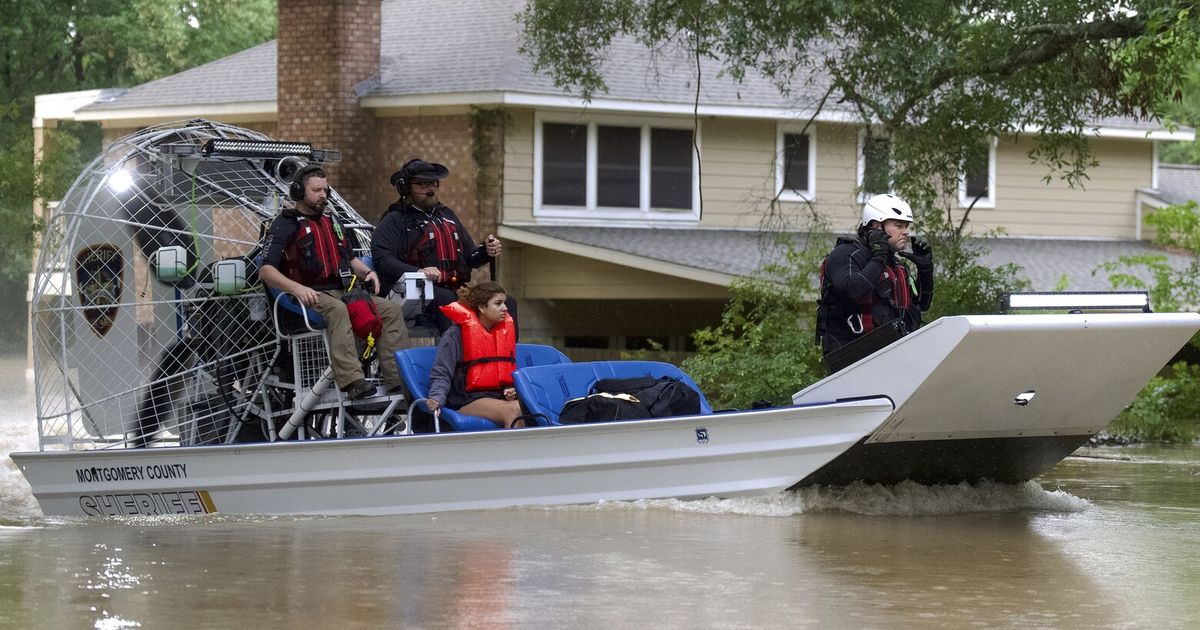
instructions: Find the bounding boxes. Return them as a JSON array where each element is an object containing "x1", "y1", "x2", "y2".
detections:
[
  {"x1": 503, "y1": 108, "x2": 536, "y2": 223},
  {"x1": 696, "y1": 118, "x2": 777, "y2": 228},
  {"x1": 515, "y1": 248, "x2": 728, "y2": 300},
  {"x1": 964, "y1": 137, "x2": 1151, "y2": 238},
  {"x1": 503, "y1": 109, "x2": 1155, "y2": 239}
]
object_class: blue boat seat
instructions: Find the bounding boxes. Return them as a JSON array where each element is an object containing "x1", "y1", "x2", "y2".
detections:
[
  {"x1": 269, "y1": 286, "x2": 327, "y2": 331},
  {"x1": 394, "y1": 343, "x2": 571, "y2": 432},
  {"x1": 512, "y1": 361, "x2": 712, "y2": 426}
]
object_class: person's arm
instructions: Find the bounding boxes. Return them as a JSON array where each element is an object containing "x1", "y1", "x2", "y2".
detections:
[
  {"x1": 370, "y1": 211, "x2": 423, "y2": 290},
  {"x1": 441, "y1": 207, "x2": 491, "y2": 269},
  {"x1": 901, "y1": 239, "x2": 935, "y2": 311},
  {"x1": 348, "y1": 258, "x2": 382, "y2": 295},
  {"x1": 426, "y1": 327, "x2": 462, "y2": 411},
  {"x1": 260, "y1": 264, "x2": 320, "y2": 307},
  {"x1": 260, "y1": 217, "x2": 320, "y2": 306},
  {"x1": 826, "y1": 242, "x2": 886, "y2": 302}
]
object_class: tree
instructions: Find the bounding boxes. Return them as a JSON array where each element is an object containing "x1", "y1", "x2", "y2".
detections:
[
  {"x1": 0, "y1": 0, "x2": 276, "y2": 354},
  {"x1": 1158, "y1": 54, "x2": 1200, "y2": 163},
  {"x1": 519, "y1": 0, "x2": 1200, "y2": 200}
]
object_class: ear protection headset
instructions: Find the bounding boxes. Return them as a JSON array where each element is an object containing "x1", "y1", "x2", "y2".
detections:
[
  {"x1": 289, "y1": 165, "x2": 326, "y2": 201},
  {"x1": 390, "y1": 159, "x2": 422, "y2": 197}
]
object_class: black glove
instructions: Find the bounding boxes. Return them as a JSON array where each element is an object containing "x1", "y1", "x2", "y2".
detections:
[
  {"x1": 866, "y1": 229, "x2": 891, "y2": 262},
  {"x1": 900, "y1": 238, "x2": 933, "y2": 271}
]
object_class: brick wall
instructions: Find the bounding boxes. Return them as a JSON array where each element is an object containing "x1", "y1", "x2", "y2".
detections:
[{"x1": 276, "y1": 0, "x2": 380, "y2": 211}]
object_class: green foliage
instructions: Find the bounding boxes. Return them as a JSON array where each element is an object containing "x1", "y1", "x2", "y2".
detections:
[
  {"x1": 0, "y1": 0, "x2": 276, "y2": 354},
  {"x1": 520, "y1": 0, "x2": 1200, "y2": 193},
  {"x1": 1112, "y1": 362, "x2": 1200, "y2": 442},
  {"x1": 1094, "y1": 201, "x2": 1200, "y2": 312},
  {"x1": 1094, "y1": 201, "x2": 1200, "y2": 349},
  {"x1": 915, "y1": 208, "x2": 1031, "y2": 319},
  {"x1": 682, "y1": 238, "x2": 828, "y2": 409},
  {"x1": 1145, "y1": 200, "x2": 1200, "y2": 253}
]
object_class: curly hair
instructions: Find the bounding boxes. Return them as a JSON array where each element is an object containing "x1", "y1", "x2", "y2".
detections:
[{"x1": 456, "y1": 281, "x2": 507, "y2": 312}]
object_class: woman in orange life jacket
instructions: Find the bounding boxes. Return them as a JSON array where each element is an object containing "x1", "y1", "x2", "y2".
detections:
[
  {"x1": 816, "y1": 193, "x2": 934, "y2": 366},
  {"x1": 426, "y1": 282, "x2": 524, "y2": 428}
]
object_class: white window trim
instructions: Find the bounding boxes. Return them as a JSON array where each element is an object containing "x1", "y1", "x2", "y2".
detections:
[
  {"x1": 856, "y1": 129, "x2": 895, "y2": 203},
  {"x1": 775, "y1": 123, "x2": 817, "y2": 202},
  {"x1": 958, "y1": 138, "x2": 997, "y2": 209},
  {"x1": 533, "y1": 112, "x2": 701, "y2": 222}
]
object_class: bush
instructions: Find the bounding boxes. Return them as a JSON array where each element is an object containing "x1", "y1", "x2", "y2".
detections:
[
  {"x1": 1112, "y1": 362, "x2": 1200, "y2": 443},
  {"x1": 682, "y1": 240, "x2": 828, "y2": 409}
]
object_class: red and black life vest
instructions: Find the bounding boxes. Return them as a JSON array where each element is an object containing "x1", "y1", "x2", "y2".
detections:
[
  {"x1": 817, "y1": 248, "x2": 913, "y2": 337},
  {"x1": 282, "y1": 212, "x2": 351, "y2": 289},
  {"x1": 403, "y1": 211, "x2": 469, "y2": 288},
  {"x1": 440, "y1": 301, "x2": 517, "y2": 391}
]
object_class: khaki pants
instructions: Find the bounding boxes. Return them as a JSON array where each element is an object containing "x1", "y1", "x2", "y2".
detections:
[{"x1": 309, "y1": 290, "x2": 408, "y2": 390}]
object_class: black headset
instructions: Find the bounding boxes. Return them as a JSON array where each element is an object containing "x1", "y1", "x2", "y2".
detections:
[
  {"x1": 389, "y1": 159, "x2": 422, "y2": 197},
  {"x1": 289, "y1": 165, "x2": 326, "y2": 201}
]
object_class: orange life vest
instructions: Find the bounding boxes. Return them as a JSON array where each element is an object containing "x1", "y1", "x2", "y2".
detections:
[{"x1": 440, "y1": 301, "x2": 516, "y2": 391}]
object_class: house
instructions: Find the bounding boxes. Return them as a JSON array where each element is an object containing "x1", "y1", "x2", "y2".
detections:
[{"x1": 32, "y1": 0, "x2": 1197, "y2": 359}]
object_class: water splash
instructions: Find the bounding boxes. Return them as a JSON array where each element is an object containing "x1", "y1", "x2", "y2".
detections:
[{"x1": 0, "y1": 360, "x2": 42, "y2": 520}]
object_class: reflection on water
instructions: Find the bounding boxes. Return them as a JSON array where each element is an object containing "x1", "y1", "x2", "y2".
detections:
[{"x1": 1, "y1": 356, "x2": 1198, "y2": 628}]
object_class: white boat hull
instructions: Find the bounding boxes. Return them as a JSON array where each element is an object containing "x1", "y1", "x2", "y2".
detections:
[
  {"x1": 792, "y1": 313, "x2": 1200, "y2": 485},
  {"x1": 13, "y1": 398, "x2": 892, "y2": 517}
]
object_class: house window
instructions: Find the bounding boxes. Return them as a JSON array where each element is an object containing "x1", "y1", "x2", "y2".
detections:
[
  {"x1": 650, "y1": 128, "x2": 693, "y2": 210},
  {"x1": 542, "y1": 123, "x2": 587, "y2": 206},
  {"x1": 597, "y1": 125, "x2": 641, "y2": 208},
  {"x1": 776, "y1": 126, "x2": 817, "y2": 201},
  {"x1": 535, "y1": 116, "x2": 699, "y2": 219},
  {"x1": 860, "y1": 135, "x2": 893, "y2": 198},
  {"x1": 959, "y1": 140, "x2": 996, "y2": 208}
]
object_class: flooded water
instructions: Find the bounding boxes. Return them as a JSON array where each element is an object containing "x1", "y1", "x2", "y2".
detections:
[{"x1": 1, "y1": 357, "x2": 1197, "y2": 629}]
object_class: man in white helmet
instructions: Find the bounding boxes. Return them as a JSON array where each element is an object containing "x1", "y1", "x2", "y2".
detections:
[{"x1": 815, "y1": 193, "x2": 934, "y2": 369}]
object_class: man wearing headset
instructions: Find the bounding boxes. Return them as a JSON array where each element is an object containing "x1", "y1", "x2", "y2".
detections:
[
  {"x1": 816, "y1": 193, "x2": 934, "y2": 366},
  {"x1": 260, "y1": 166, "x2": 408, "y2": 401},
  {"x1": 370, "y1": 158, "x2": 517, "y2": 335}
]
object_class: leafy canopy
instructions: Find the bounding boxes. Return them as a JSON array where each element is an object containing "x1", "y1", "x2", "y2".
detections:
[
  {"x1": 0, "y1": 0, "x2": 276, "y2": 353},
  {"x1": 519, "y1": 0, "x2": 1200, "y2": 195}
]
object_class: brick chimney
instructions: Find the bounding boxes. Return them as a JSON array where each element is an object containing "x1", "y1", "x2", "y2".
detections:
[{"x1": 276, "y1": 0, "x2": 380, "y2": 211}]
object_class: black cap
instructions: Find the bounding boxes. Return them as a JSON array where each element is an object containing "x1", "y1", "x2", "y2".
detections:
[{"x1": 390, "y1": 159, "x2": 449, "y2": 188}]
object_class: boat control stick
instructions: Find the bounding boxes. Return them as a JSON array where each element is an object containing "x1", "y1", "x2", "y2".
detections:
[{"x1": 279, "y1": 366, "x2": 335, "y2": 440}]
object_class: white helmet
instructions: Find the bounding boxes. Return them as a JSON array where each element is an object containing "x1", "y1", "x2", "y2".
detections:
[{"x1": 861, "y1": 193, "x2": 913, "y2": 227}]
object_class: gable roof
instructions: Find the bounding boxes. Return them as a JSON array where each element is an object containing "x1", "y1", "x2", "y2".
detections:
[
  {"x1": 78, "y1": 41, "x2": 276, "y2": 120},
  {"x1": 72, "y1": 0, "x2": 1190, "y2": 138}
]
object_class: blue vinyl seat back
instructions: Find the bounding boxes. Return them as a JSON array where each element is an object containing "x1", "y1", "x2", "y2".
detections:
[
  {"x1": 394, "y1": 346, "x2": 497, "y2": 432},
  {"x1": 515, "y1": 344, "x2": 572, "y2": 368},
  {"x1": 512, "y1": 361, "x2": 712, "y2": 425},
  {"x1": 268, "y1": 285, "x2": 327, "y2": 331},
  {"x1": 393, "y1": 343, "x2": 571, "y2": 432}
]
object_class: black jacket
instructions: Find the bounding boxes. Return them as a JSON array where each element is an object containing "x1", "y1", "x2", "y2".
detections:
[
  {"x1": 818, "y1": 236, "x2": 933, "y2": 354},
  {"x1": 370, "y1": 201, "x2": 492, "y2": 295}
]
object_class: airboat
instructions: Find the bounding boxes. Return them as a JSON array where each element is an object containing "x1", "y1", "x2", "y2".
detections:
[
  {"x1": 11, "y1": 120, "x2": 1199, "y2": 518},
  {"x1": 10, "y1": 119, "x2": 894, "y2": 517}
]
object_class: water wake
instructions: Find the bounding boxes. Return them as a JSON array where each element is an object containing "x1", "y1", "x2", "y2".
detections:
[{"x1": 582, "y1": 480, "x2": 1090, "y2": 517}]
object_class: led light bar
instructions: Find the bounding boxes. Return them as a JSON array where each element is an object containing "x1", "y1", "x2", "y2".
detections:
[
  {"x1": 1002, "y1": 291, "x2": 1151, "y2": 313},
  {"x1": 201, "y1": 139, "x2": 313, "y2": 158}
]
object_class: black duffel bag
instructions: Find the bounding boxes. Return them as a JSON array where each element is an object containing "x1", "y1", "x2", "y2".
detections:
[
  {"x1": 590, "y1": 375, "x2": 702, "y2": 418},
  {"x1": 559, "y1": 392, "x2": 649, "y2": 424}
]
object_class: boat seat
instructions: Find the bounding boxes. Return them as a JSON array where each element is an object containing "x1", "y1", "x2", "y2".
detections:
[
  {"x1": 512, "y1": 361, "x2": 713, "y2": 426},
  {"x1": 394, "y1": 343, "x2": 571, "y2": 432}
]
